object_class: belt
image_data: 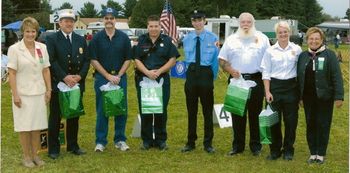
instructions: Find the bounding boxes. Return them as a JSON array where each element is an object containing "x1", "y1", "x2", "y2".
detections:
[
  {"x1": 271, "y1": 77, "x2": 297, "y2": 83},
  {"x1": 241, "y1": 72, "x2": 261, "y2": 80},
  {"x1": 188, "y1": 63, "x2": 211, "y2": 70}
]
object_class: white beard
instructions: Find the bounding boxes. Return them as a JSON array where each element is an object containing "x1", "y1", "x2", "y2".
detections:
[{"x1": 236, "y1": 27, "x2": 256, "y2": 39}]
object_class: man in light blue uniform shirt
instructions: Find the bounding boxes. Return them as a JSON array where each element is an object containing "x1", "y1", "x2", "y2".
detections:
[{"x1": 181, "y1": 10, "x2": 219, "y2": 154}]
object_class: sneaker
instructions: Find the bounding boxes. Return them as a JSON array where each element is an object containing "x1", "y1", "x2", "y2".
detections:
[
  {"x1": 95, "y1": 144, "x2": 105, "y2": 152},
  {"x1": 115, "y1": 141, "x2": 130, "y2": 151}
]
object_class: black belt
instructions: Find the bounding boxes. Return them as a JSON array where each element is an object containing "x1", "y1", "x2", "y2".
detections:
[
  {"x1": 271, "y1": 77, "x2": 297, "y2": 83},
  {"x1": 241, "y1": 72, "x2": 261, "y2": 80},
  {"x1": 188, "y1": 63, "x2": 211, "y2": 70}
]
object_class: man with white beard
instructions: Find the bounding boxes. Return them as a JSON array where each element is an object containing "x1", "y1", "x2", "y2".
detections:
[{"x1": 218, "y1": 12, "x2": 270, "y2": 156}]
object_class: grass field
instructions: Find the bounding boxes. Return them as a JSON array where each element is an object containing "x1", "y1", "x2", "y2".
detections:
[{"x1": 1, "y1": 45, "x2": 349, "y2": 173}]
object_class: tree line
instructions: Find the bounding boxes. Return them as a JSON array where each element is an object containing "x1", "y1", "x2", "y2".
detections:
[{"x1": 2, "y1": 0, "x2": 350, "y2": 31}]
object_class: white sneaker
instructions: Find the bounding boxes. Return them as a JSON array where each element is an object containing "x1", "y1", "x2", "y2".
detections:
[
  {"x1": 115, "y1": 141, "x2": 130, "y2": 151},
  {"x1": 95, "y1": 144, "x2": 105, "y2": 152}
]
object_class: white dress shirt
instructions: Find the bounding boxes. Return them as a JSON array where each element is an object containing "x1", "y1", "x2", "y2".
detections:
[
  {"x1": 61, "y1": 31, "x2": 72, "y2": 43},
  {"x1": 218, "y1": 31, "x2": 270, "y2": 74},
  {"x1": 261, "y1": 41, "x2": 302, "y2": 80}
]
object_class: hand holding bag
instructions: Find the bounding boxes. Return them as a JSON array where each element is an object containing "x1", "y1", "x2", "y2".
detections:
[
  {"x1": 57, "y1": 82, "x2": 84, "y2": 119},
  {"x1": 140, "y1": 77, "x2": 163, "y2": 114},
  {"x1": 223, "y1": 76, "x2": 256, "y2": 116},
  {"x1": 259, "y1": 104, "x2": 279, "y2": 144},
  {"x1": 100, "y1": 82, "x2": 126, "y2": 117}
]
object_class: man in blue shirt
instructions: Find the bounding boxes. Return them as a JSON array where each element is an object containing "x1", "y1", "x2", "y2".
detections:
[
  {"x1": 89, "y1": 8, "x2": 132, "y2": 152},
  {"x1": 181, "y1": 10, "x2": 219, "y2": 153},
  {"x1": 134, "y1": 15, "x2": 180, "y2": 150}
]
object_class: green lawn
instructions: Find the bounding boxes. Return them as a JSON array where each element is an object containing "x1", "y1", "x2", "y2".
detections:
[{"x1": 1, "y1": 45, "x2": 349, "y2": 172}]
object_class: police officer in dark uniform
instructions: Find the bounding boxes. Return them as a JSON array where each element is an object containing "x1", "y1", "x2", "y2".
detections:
[
  {"x1": 46, "y1": 9, "x2": 90, "y2": 159},
  {"x1": 134, "y1": 15, "x2": 180, "y2": 150}
]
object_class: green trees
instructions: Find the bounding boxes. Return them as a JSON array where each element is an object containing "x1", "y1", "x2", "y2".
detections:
[
  {"x1": 79, "y1": 2, "x2": 98, "y2": 18},
  {"x1": 2, "y1": 0, "x2": 17, "y2": 24},
  {"x1": 59, "y1": 2, "x2": 73, "y2": 10},
  {"x1": 123, "y1": 0, "x2": 138, "y2": 18}
]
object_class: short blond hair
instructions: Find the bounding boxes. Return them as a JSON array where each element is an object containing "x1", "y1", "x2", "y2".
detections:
[
  {"x1": 305, "y1": 27, "x2": 325, "y2": 41},
  {"x1": 274, "y1": 21, "x2": 291, "y2": 33},
  {"x1": 20, "y1": 17, "x2": 40, "y2": 33}
]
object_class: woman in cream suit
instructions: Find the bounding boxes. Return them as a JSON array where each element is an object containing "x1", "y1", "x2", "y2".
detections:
[{"x1": 7, "y1": 17, "x2": 51, "y2": 168}]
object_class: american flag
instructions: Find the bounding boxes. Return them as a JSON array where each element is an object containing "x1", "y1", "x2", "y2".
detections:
[{"x1": 160, "y1": 0, "x2": 179, "y2": 42}]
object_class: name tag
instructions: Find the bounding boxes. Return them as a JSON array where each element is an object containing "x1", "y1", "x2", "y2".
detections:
[{"x1": 318, "y1": 57, "x2": 325, "y2": 70}]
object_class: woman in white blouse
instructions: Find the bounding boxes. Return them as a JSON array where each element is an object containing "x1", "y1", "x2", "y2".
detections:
[
  {"x1": 260, "y1": 21, "x2": 302, "y2": 161},
  {"x1": 7, "y1": 17, "x2": 51, "y2": 168}
]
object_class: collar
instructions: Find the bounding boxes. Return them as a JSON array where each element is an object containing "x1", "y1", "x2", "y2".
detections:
[
  {"x1": 272, "y1": 41, "x2": 293, "y2": 51},
  {"x1": 102, "y1": 29, "x2": 117, "y2": 38},
  {"x1": 61, "y1": 31, "x2": 72, "y2": 39},
  {"x1": 189, "y1": 29, "x2": 207, "y2": 40},
  {"x1": 18, "y1": 39, "x2": 40, "y2": 51},
  {"x1": 308, "y1": 45, "x2": 326, "y2": 54},
  {"x1": 146, "y1": 33, "x2": 164, "y2": 44}
]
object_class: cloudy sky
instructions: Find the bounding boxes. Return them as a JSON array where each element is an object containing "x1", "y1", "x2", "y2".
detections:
[{"x1": 51, "y1": 0, "x2": 349, "y2": 17}]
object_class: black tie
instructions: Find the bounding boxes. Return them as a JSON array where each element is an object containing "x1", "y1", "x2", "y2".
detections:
[
  {"x1": 195, "y1": 36, "x2": 200, "y2": 75},
  {"x1": 66, "y1": 35, "x2": 71, "y2": 46}
]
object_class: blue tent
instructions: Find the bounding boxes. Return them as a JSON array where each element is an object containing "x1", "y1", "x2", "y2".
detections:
[
  {"x1": 2, "y1": 21, "x2": 22, "y2": 31},
  {"x1": 3, "y1": 20, "x2": 45, "y2": 32}
]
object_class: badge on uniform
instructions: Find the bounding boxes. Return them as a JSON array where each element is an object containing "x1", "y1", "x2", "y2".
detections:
[
  {"x1": 291, "y1": 51, "x2": 295, "y2": 56},
  {"x1": 79, "y1": 47, "x2": 83, "y2": 54}
]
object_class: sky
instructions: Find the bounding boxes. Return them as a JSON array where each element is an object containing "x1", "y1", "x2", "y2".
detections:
[{"x1": 51, "y1": 0, "x2": 349, "y2": 17}]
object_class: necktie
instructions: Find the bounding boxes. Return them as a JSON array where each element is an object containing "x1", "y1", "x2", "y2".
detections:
[
  {"x1": 195, "y1": 36, "x2": 200, "y2": 75},
  {"x1": 66, "y1": 35, "x2": 71, "y2": 45}
]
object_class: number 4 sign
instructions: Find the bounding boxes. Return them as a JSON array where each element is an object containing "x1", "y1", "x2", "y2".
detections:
[{"x1": 213, "y1": 104, "x2": 232, "y2": 128}]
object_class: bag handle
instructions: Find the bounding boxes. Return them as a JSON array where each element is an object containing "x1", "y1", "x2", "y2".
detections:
[{"x1": 266, "y1": 103, "x2": 275, "y2": 112}]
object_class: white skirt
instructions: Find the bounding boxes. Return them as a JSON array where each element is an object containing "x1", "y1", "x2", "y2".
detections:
[{"x1": 12, "y1": 94, "x2": 48, "y2": 132}]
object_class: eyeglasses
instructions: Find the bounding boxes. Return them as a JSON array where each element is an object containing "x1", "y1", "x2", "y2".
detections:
[{"x1": 104, "y1": 17, "x2": 115, "y2": 20}]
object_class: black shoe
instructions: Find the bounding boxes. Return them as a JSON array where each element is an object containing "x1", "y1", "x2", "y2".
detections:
[
  {"x1": 266, "y1": 153, "x2": 282, "y2": 160},
  {"x1": 252, "y1": 150, "x2": 261, "y2": 156},
  {"x1": 316, "y1": 158, "x2": 325, "y2": 164},
  {"x1": 307, "y1": 156, "x2": 317, "y2": 164},
  {"x1": 181, "y1": 145, "x2": 195, "y2": 153},
  {"x1": 227, "y1": 149, "x2": 243, "y2": 156},
  {"x1": 159, "y1": 142, "x2": 168, "y2": 151},
  {"x1": 283, "y1": 153, "x2": 294, "y2": 160},
  {"x1": 48, "y1": 153, "x2": 59, "y2": 160},
  {"x1": 141, "y1": 143, "x2": 150, "y2": 150},
  {"x1": 70, "y1": 149, "x2": 86, "y2": 155},
  {"x1": 204, "y1": 146, "x2": 215, "y2": 154}
]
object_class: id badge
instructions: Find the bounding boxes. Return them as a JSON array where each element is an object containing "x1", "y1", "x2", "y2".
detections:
[{"x1": 318, "y1": 57, "x2": 325, "y2": 70}]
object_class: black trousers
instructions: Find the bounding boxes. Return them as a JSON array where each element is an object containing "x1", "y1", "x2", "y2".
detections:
[
  {"x1": 48, "y1": 91, "x2": 82, "y2": 154},
  {"x1": 184, "y1": 65, "x2": 214, "y2": 148},
  {"x1": 135, "y1": 74, "x2": 170, "y2": 146},
  {"x1": 269, "y1": 78, "x2": 299, "y2": 155},
  {"x1": 229, "y1": 73, "x2": 264, "y2": 152},
  {"x1": 303, "y1": 94, "x2": 334, "y2": 156}
]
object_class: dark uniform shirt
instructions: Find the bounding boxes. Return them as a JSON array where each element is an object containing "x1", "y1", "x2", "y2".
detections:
[
  {"x1": 134, "y1": 33, "x2": 180, "y2": 71},
  {"x1": 88, "y1": 29, "x2": 132, "y2": 74}
]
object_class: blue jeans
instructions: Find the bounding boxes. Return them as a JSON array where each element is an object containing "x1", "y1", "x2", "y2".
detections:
[{"x1": 94, "y1": 73, "x2": 127, "y2": 146}]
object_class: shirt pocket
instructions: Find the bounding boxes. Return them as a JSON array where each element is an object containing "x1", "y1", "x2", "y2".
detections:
[
  {"x1": 184, "y1": 43, "x2": 194, "y2": 54},
  {"x1": 203, "y1": 46, "x2": 216, "y2": 61}
]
